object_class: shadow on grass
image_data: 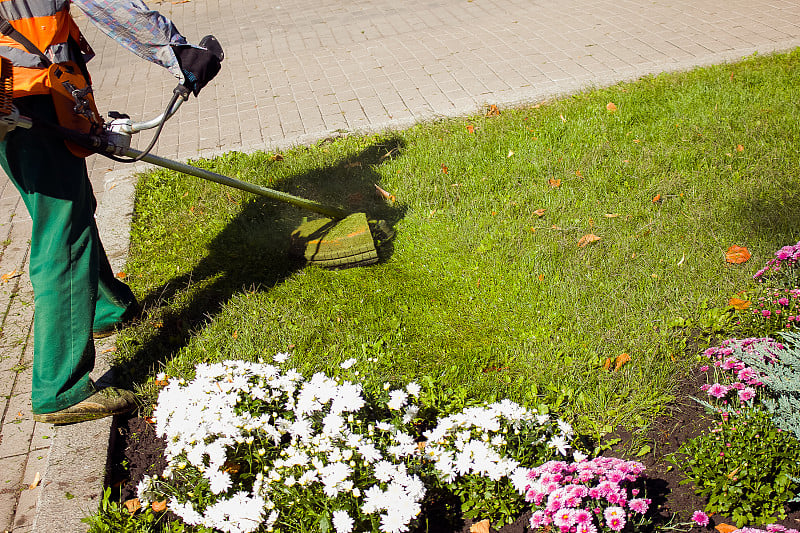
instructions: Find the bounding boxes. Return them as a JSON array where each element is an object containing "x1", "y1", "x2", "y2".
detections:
[
  {"x1": 727, "y1": 174, "x2": 800, "y2": 246},
  {"x1": 112, "y1": 136, "x2": 407, "y2": 387}
]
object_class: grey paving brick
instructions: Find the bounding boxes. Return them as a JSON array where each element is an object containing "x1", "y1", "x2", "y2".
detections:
[
  {"x1": 0, "y1": 455, "x2": 26, "y2": 531},
  {"x1": 0, "y1": 417, "x2": 34, "y2": 460}
]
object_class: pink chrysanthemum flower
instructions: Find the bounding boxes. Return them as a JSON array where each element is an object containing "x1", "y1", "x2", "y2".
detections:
[
  {"x1": 530, "y1": 510, "x2": 550, "y2": 528},
  {"x1": 628, "y1": 497, "x2": 650, "y2": 514},
  {"x1": 738, "y1": 387, "x2": 756, "y2": 402},
  {"x1": 576, "y1": 523, "x2": 598, "y2": 533},
  {"x1": 692, "y1": 510, "x2": 710, "y2": 526},
  {"x1": 708, "y1": 383, "x2": 730, "y2": 399},
  {"x1": 574, "y1": 509, "x2": 592, "y2": 524},
  {"x1": 553, "y1": 509, "x2": 577, "y2": 528},
  {"x1": 608, "y1": 516, "x2": 626, "y2": 531}
]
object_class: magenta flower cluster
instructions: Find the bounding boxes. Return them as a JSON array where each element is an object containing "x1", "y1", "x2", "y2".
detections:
[
  {"x1": 733, "y1": 524, "x2": 800, "y2": 533},
  {"x1": 754, "y1": 241, "x2": 800, "y2": 282},
  {"x1": 700, "y1": 338, "x2": 784, "y2": 407},
  {"x1": 746, "y1": 288, "x2": 800, "y2": 331},
  {"x1": 522, "y1": 457, "x2": 650, "y2": 532}
]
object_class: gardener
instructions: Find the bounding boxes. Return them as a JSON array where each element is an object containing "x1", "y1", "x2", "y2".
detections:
[{"x1": 0, "y1": 0, "x2": 221, "y2": 424}]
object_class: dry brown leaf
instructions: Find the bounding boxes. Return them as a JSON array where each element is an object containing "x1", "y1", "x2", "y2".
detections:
[
  {"x1": 151, "y1": 500, "x2": 167, "y2": 513},
  {"x1": 533, "y1": 209, "x2": 546, "y2": 217},
  {"x1": 124, "y1": 498, "x2": 142, "y2": 514},
  {"x1": 28, "y1": 472, "x2": 41, "y2": 490},
  {"x1": 485, "y1": 104, "x2": 500, "y2": 117},
  {"x1": 726, "y1": 245, "x2": 751, "y2": 264},
  {"x1": 224, "y1": 461, "x2": 242, "y2": 474},
  {"x1": 548, "y1": 178, "x2": 561, "y2": 188},
  {"x1": 715, "y1": 524, "x2": 737, "y2": 533},
  {"x1": 728, "y1": 297, "x2": 751, "y2": 310},
  {"x1": 614, "y1": 353, "x2": 631, "y2": 371},
  {"x1": 577, "y1": 234, "x2": 601, "y2": 247},
  {"x1": 736, "y1": 144, "x2": 744, "y2": 152},
  {"x1": 441, "y1": 164, "x2": 449, "y2": 174},
  {"x1": 606, "y1": 102, "x2": 618, "y2": 112},
  {"x1": 470, "y1": 519, "x2": 491, "y2": 533},
  {"x1": 603, "y1": 357, "x2": 612, "y2": 370},
  {"x1": 271, "y1": 153, "x2": 284, "y2": 161},
  {"x1": 466, "y1": 124, "x2": 475, "y2": 134}
]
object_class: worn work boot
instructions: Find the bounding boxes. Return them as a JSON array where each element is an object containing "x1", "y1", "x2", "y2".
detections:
[{"x1": 33, "y1": 387, "x2": 138, "y2": 425}]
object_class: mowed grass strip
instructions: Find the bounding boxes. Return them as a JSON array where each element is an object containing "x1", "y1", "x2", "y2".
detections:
[{"x1": 118, "y1": 49, "x2": 800, "y2": 435}]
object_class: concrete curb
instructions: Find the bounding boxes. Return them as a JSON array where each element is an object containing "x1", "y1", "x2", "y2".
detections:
[{"x1": 32, "y1": 172, "x2": 139, "y2": 533}]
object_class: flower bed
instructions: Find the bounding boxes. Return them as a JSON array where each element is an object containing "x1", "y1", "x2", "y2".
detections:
[{"x1": 102, "y1": 241, "x2": 800, "y2": 533}]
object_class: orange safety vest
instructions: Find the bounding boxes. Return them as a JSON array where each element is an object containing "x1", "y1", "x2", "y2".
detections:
[{"x1": 0, "y1": 0, "x2": 86, "y2": 97}]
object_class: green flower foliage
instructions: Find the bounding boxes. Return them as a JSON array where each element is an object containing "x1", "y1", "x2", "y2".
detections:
[{"x1": 670, "y1": 409, "x2": 800, "y2": 527}]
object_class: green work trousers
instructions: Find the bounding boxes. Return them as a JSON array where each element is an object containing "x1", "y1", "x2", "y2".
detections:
[{"x1": 0, "y1": 95, "x2": 137, "y2": 414}]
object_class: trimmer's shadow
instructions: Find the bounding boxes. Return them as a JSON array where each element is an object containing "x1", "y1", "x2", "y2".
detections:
[{"x1": 111, "y1": 136, "x2": 406, "y2": 387}]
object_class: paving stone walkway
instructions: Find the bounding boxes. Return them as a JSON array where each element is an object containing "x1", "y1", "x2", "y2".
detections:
[{"x1": 2, "y1": 0, "x2": 800, "y2": 531}]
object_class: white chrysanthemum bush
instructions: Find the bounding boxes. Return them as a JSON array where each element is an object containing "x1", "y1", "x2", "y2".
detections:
[{"x1": 137, "y1": 356, "x2": 576, "y2": 533}]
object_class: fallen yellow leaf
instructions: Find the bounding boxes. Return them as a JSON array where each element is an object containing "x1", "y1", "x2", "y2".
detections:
[
  {"x1": 604, "y1": 213, "x2": 620, "y2": 218},
  {"x1": 652, "y1": 194, "x2": 662, "y2": 203},
  {"x1": 533, "y1": 209, "x2": 546, "y2": 217},
  {"x1": 614, "y1": 353, "x2": 631, "y2": 371},
  {"x1": 728, "y1": 297, "x2": 751, "y2": 310},
  {"x1": 725, "y1": 245, "x2": 751, "y2": 264},
  {"x1": 606, "y1": 102, "x2": 618, "y2": 112},
  {"x1": 577, "y1": 234, "x2": 601, "y2": 247},
  {"x1": 485, "y1": 104, "x2": 500, "y2": 117},
  {"x1": 151, "y1": 500, "x2": 167, "y2": 513},
  {"x1": 736, "y1": 144, "x2": 744, "y2": 152},
  {"x1": 28, "y1": 472, "x2": 41, "y2": 490},
  {"x1": 470, "y1": 519, "x2": 491, "y2": 533},
  {"x1": 548, "y1": 178, "x2": 561, "y2": 188},
  {"x1": 1, "y1": 269, "x2": 22, "y2": 283},
  {"x1": 375, "y1": 184, "x2": 396, "y2": 203},
  {"x1": 124, "y1": 498, "x2": 142, "y2": 514},
  {"x1": 466, "y1": 124, "x2": 475, "y2": 134}
]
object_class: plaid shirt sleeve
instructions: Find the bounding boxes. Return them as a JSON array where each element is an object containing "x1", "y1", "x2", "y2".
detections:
[{"x1": 70, "y1": 0, "x2": 189, "y2": 80}]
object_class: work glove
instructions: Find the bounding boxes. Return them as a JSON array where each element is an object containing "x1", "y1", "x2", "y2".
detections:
[{"x1": 173, "y1": 35, "x2": 224, "y2": 97}]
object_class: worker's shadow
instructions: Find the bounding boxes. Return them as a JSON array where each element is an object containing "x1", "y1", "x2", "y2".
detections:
[{"x1": 109, "y1": 136, "x2": 406, "y2": 388}]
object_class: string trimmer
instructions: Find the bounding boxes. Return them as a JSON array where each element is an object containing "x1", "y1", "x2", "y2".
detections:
[{"x1": 0, "y1": 51, "x2": 390, "y2": 269}]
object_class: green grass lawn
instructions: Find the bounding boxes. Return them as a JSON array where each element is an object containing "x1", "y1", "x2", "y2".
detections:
[{"x1": 115, "y1": 49, "x2": 800, "y2": 438}]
